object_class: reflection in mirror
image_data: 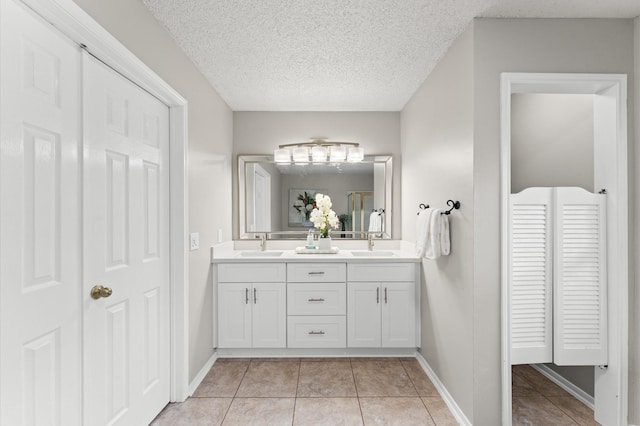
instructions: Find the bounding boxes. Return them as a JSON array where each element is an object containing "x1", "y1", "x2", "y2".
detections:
[{"x1": 238, "y1": 155, "x2": 392, "y2": 239}]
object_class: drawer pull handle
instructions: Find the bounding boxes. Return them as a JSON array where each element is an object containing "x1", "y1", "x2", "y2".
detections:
[
  {"x1": 308, "y1": 271, "x2": 325, "y2": 275},
  {"x1": 308, "y1": 330, "x2": 325, "y2": 335},
  {"x1": 308, "y1": 298, "x2": 325, "y2": 302}
]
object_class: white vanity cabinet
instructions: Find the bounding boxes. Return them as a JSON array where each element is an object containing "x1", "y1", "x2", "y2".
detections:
[
  {"x1": 347, "y1": 263, "x2": 417, "y2": 348},
  {"x1": 286, "y1": 263, "x2": 347, "y2": 348},
  {"x1": 217, "y1": 263, "x2": 286, "y2": 348}
]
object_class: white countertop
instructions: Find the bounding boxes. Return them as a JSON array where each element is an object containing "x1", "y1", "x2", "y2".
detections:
[{"x1": 210, "y1": 240, "x2": 420, "y2": 263}]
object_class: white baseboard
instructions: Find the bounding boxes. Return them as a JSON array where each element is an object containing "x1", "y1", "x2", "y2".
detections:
[
  {"x1": 530, "y1": 364, "x2": 594, "y2": 409},
  {"x1": 188, "y1": 352, "x2": 218, "y2": 396},
  {"x1": 415, "y1": 352, "x2": 471, "y2": 426}
]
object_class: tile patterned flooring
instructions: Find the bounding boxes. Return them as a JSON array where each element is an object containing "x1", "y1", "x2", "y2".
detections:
[
  {"x1": 512, "y1": 365, "x2": 600, "y2": 426},
  {"x1": 152, "y1": 357, "x2": 458, "y2": 425}
]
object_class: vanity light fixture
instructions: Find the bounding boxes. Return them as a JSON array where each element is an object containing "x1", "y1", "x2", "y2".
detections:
[
  {"x1": 347, "y1": 146, "x2": 364, "y2": 162},
  {"x1": 274, "y1": 138, "x2": 362, "y2": 164},
  {"x1": 311, "y1": 145, "x2": 328, "y2": 162},
  {"x1": 329, "y1": 145, "x2": 346, "y2": 162},
  {"x1": 292, "y1": 146, "x2": 309, "y2": 164},
  {"x1": 273, "y1": 148, "x2": 291, "y2": 163}
]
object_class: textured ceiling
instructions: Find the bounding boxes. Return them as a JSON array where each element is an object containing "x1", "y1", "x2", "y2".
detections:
[{"x1": 141, "y1": 0, "x2": 640, "y2": 111}]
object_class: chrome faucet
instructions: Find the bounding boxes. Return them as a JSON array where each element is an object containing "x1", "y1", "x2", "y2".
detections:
[
  {"x1": 368, "y1": 233, "x2": 375, "y2": 251},
  {"x1": 259, "y1": 234, "x2": 266, "y2": 251}
]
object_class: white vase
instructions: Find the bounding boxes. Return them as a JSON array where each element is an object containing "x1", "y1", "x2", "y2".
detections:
[{"x1": 317, "y1": 236, "x2": 332, "y2": 250}]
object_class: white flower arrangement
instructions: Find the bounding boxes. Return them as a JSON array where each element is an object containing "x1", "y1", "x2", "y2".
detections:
[{"x1": 309, "y1": 193, "x2": 339, "y2": 238}]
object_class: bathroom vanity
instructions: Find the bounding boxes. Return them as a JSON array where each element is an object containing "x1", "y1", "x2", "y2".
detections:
[{"x1": 212, "y1": 248, "x2": 420, "y2": 356}]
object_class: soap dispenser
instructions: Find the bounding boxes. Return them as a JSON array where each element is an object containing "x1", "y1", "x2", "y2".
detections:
[{"x1": 306, "y1": 229, "x2": 315, "y2": 249}]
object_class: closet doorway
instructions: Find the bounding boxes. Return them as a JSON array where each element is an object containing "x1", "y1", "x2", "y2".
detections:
[{"x1": 500, "y1": 73, "x2": 628, "y2": 425}]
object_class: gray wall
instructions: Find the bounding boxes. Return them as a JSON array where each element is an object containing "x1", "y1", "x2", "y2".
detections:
[
  {"x1": 403, "y1": 18, "x2": 634, "y2": 424},
  {"x1": 473, "y1": 18, "x2": 634, "y2": 424},
  {"x1": 72, "y1": 0, "x2": 234, "y2": 382},
  {"x1": 511, "y1": 93, "x2": 595, "y2": 397},
  {"x1": 233, "y1": 112, "x2": 401, "y2": 238},
  {"x1": 511, "y1": 94, "x2": 594, "y2": 194},
  {"x1": 401, "y1": 25, "x2": 475, "y2": 419}
]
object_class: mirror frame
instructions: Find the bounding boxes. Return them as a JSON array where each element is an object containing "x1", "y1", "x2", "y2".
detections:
[{"x1": 237, "y1": 154, "x2": 393, "y2": 239}]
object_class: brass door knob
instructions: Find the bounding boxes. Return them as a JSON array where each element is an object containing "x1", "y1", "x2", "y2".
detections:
[{"x1": 91, "y1": 285, "x2": 113, "y2": 299}]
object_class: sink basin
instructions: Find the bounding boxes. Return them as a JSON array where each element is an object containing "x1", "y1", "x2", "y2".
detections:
[
  {"x1": 350, "y1": 251, "x2": 395, "y2": 257},
  {"x1": 238, "y1": 251, "x2": 284, "y2": 257}
]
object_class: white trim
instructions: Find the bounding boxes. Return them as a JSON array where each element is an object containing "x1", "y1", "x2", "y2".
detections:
[
  {"x1": 188, "y1": 353, "x2": 218, "y2": 396},
  {"x1": 531, "y1": 364, "x2": 594, "y2": 410},
  {"x1": 215, "y1": 348, "x2": 418, "y2": 358},
  {"x1": 415, "y1": 352, "x2": 471, "y2": 426},
  {"x1": 22, "y1": 0, "x2": 191, "y2": 403},
  {"x1": 500, "y1": 72, "x2": 628, "y2": 426}
]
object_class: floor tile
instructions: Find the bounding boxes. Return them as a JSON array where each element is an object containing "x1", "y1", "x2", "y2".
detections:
[
  {"x1": 193, "y1": 360, "x2": 249, "y2": 397},
  {"x1": 421, "y1": 397, "x2": 458, "y2": 426},
  {"x1": 251, "y1": 357, "x2": 301, "y2": 362},
  {"x1": 512, "y1": 396, "x2": 579, "y2": 426},
  {"x1": 293, "y1": 398, "x2": 363, "y2": 426},
  {"x1": 222, "y1": 398, "x2": 295, "y2": 426},
  {"x1": 297, "y1": 361, "x2": 357, "y2": 397},
  {"x1": 401, "y1": 359, "x2": 439, "y2": 397},
  {"x1": 151, "y1": 398, "x2": 232, "y2": 426},
  {"x1": 352, "y1": 360, "x2": 417, "y2": 397},
  {"x1": 511, "y1": 370, "x2": 540, "y2": 397},
  {"x1": 547, "y1": 396, "x2": 599, "y2": 426},
  {"x1": 360, "y1": 397, "x2": 434, "y2": 425},
  {"x1": 236, "y1": 360, "x2": 300, "y2": 397},
  {"x1": 515, "y1": 365, "x2": 569, "y2": 397}
]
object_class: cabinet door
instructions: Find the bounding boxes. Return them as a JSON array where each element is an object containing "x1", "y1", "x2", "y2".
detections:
[
  {"x1": 347, "y1": 282, "x2": 381, "y2": 347},
  {"x1": 381, "y1": 282, "x2": 416, "y2": 347},
  {"x1": 218, "y1": 283, "x2": 251, "y2": 348},
  {"x1": 252, "y1": 282, "x2": 286, "y2": 348}
]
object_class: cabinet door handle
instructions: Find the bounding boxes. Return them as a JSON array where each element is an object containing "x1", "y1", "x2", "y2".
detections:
[
  {"x1": 376, "y1": 287, "x2": 379, "y2": 304},
  {"x1": 245, "y1": 288, "x2": 249, "y2": 304},
  {"x1": 308, "y1": 298, "x2": 325, "y2": 302},
  {"x1": 384, "y1": 287, "x2": 388, "y2": 304},
  {"x1": 308, "y1": 330, "x2": 325, "y2": 335},
  {"x1": 254, "y1": 287, "x2": 257, "y2": 304}
]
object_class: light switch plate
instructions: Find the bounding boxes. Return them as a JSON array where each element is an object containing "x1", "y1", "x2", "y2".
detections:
[
  {"x1": 190, "y1": 232, "x2": 200, "y2": 251},
  {"x1": 217, "y1": 228, "x2": 223, "y2": 243}
]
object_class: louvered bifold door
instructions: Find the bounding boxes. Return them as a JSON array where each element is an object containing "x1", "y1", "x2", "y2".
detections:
[
  {"x1": 510, "y1": 188, "x2": 553, "y2": 365},
  {"x1": 553, "y1": 187, "x2": 607, "y2": 366}
]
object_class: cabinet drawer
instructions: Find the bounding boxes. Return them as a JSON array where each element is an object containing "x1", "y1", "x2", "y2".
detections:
[
  {"x1": 287, "y1": 316, "x2": 346, "y2": 348},
  {"x1": 218, "y1": 263, "x2": 285, "y2": 282},
  {"x1": 287, "y1": 263, "x2": 346, "y2": 282},
  {"x1": 287, "y1": 282, "x2": 346, "y2": 315},
  {"x1": 347, "y1": 263, "x2": 415, "y2": 282}
]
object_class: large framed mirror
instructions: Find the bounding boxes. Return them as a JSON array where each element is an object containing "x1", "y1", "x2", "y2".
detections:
[{"x1": 238, "y1": 155, "x2": 393, "y2": 239}]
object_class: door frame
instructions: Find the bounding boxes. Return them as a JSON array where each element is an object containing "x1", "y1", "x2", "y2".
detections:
[
  {"x1": 21, "y1": 0, "x2": 191, "y2": 401},
  {"x1": 500, "y1": 73, "x2": 628, "y2": 425}
]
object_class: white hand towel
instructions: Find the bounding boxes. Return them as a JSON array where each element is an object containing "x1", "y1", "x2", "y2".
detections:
[
  {"x1": 425, "y1": 209, "x2": 443, "y2": 260},
  {"x1": 368, "y1": 211, "x2": 382, "y2": 233},
  {"x1": 415, "y1": 209, "x2": 433, "y2": 257},
  {"x1": 440, "y1": 214, "x2": 450, "y2": 256}
]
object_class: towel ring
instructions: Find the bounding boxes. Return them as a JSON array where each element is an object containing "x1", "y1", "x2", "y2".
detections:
[{"x1": 441, "y1": 200, "x2": 461, "y2": 215}]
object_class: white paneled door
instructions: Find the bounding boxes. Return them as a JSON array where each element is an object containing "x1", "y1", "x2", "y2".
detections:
[
  {"x1": 1, "y1": 2, "x2": 172, "y2": 424},
  {"x1": 83, "y1": 53, "x2": 170, "y2": 425},
  {"x1": 1, "y1": 1, "x2": 83, "y2": 424}
]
